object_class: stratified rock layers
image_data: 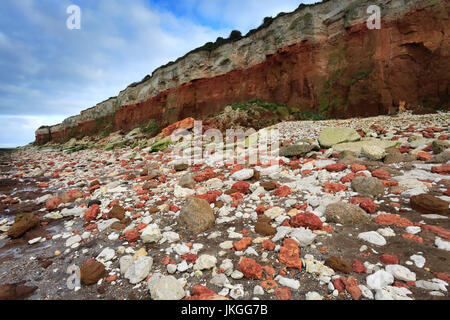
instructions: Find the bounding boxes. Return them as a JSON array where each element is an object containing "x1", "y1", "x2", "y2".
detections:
[{"x1": 35, "y1": 0, "x2": 449, "y2": 144}]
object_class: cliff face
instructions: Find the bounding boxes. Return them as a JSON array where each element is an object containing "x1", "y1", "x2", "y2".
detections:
[{"x1": 35, "y1": 0, "x2": 449, "y2": 144}]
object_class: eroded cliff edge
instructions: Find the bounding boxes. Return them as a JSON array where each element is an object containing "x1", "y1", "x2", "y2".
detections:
[{"x1": 35, "y1": 0, "x2": 449, "y2": 144}]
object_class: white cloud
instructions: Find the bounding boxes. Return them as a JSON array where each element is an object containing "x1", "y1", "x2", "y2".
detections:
[{"x1": 0, "y1": 115, "x2": 68, "y2": 148}]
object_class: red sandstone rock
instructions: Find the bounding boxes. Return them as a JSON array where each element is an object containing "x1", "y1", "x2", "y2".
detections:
[
  {"x1": 382, "y1": 180, "x2": 399, "y2": 187},
  {"x1": 333, "y1": 278, "x2": 345, "y2": 292},
  {"x1": 360, "y1": 198, "x2": 377, "y2": 214},
  {"x1": 181, "y1": 253, "x2": 198, "y2": 264},
  {"x1": 341, "y1": 172, "x2": 366, "y2": 183},
  {"x1": 278, "y1": 238, "x2": 302, "y2": 270},
  {"x1": 274, "y1": 185, "x2": 291, "y2": 197},
  {"x1": 45, "y1": 196, "x2": 63, "y2": 211},
  {"x1": 422, "y1": 225, "x2": 450, "y2": 240},
  {"x1": 402, "y1": 233, "x2": 423, "y2": 243},
  {"x1": 262, "y1": 265, "x2": 276, "y2": 276},
  {"x1": 290, "y1": 212, "x2": 323, "y2": 230},
  {"x1": 379, "y1": 254, "x2": 399, "y2": 265},
  {"x1": 192, "y1": 285, "x2": 215, "y2": 297},
  {"x1": 398, "y1": 145, "x2": 412, "y2": 153},
  {"x1": 393, "y1": 281, "x2": 410, "y2": 289},
  {"x1": 341, "y1": 276, "x2": 362, "y2": 300},
  {"x1": 194, "y1": 168, "x2": 215, "y2": 182},
  {"x1": 433, "y1": 272, "x2": 450, "y2": 282},
  {"x1": 234, "y1": 237, "x2": 252, "y2": 251},
  {"x1": 161, "y1": 117, "x2": 195, "y2": 137},
  {"x1": 352, "y1": 260, "x2": 367, "y2": 274},
  {"x1": 185, "y1": 285, "x2": 229, "y2": 300},
  {"x1": 262, "y1": 240, "x2": 275, "y2": 251},
  {"x1": 260, "y1": 279, "x2": 278, "y2": 290},
  {"x1": 371, "y1": 169, "x2": 390, "y2": 180},
  {"x1": 195, "y1": 191, "x2": 221, "y2": 204},
  {"x1": 231, "y1": 181, "x2": 251, "y2": 194},
  {"x1": 84, "y1": 204, "x2": 100, "y2": 223},
  {"x1": 351, "y1": 164, "x2": 367, "y2": 172},
  {"x1": 417, "y1": 151, "x2": 433, "y2": 161},
  {"x1": 432, "y1": 164, "x2": 450, "y2": 175},
  {"x1": 125, "y1": 229, "x2": 140, "y2": 242},
  {"x1": 340, "y1": 173, "x2": 356, "y2": 183},
  {"x1": 374, "y1": 214, "x2": 413, "y2": 228},
  {"x1": 324, "y1": 182, "x2": 348, "y2": 193},
  {"x1": 275, "y1": 288, "x2": 291, "y2": 300},
  {"x1": 349, "y1": 197, "x2": 363, "y2": 205},
  {"x1": 238, "y1": 257, "x2": 263, "y2": 279},
  {"x1": 325, "y1": 164, "x2": 347, "y2": 172}
]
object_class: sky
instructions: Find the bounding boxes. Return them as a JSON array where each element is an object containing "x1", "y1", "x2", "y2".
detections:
[{"x1": 0, "y1": 0, "x2": 318, "y2": 148}]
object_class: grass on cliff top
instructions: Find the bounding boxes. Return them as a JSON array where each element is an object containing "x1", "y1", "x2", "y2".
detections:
[
  {"x1": 133, "y1": 119, "x2": 161, "y2": 136},
  {"x1": 229, "y1": 99, "x2": 327, "y2": 121}
]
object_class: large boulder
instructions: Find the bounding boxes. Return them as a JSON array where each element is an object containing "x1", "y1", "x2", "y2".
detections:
[
  {"x1": 410, "y1": 194, "x2": 449, "y2": 216},
  {"x1": 333, "y1": 139, "x2": 400, "y2": 155},
  {"x1": 177, "y1": 198, "x2": 215, "y2": 233},
  {"x1": 432, "y1": 140, "x2": 450, "y2": 154},
  {"x1": 325, "y1": 256, "x2": 351, "y2": 273},
  {"x1": 7, "y1": 213, "x2": 40, "y2": 238},
  {"x1": 161, "y1": 117, "x2": 195, "y2": 137},
  {"x1": 279, "y1": 143, "x2": 313, "y2": 157},
  {"x1": 361, "y1": 145, "x2": 386, "y2": 161},
  {"x1": 174, "y1": 163, "x2": 189, "y2": 171},
  {"x1": 0, "y1": 281, "x2": 37, "y2": 300},
  {"x1": 351, "y1": 176, "x2": 385, "y2": 196},
  {"x1": 108, "y1": 205, "x2": 125, "y2": 220},
  {"x1": 179, "y1": 174, "x2": 196, "y2": 189},
  {"x1": 80, "y1": 261, "x2": 106, "y2": 285},
  {"x1": 429, "y1": 150, "x2": 450, "y2": 164},
  {"x1": 325, "y1": 202, "x2": 370, "y2": 224},
  {"x1": 319, "y1": 127, "x2": 360, "y2": 148}
]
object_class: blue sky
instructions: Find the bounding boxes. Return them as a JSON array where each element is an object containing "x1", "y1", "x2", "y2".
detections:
[{"x1": 0, "y1": 0, "x2": 317, "y2": 148}]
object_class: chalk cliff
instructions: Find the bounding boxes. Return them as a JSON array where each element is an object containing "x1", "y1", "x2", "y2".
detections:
[{"x1": 35, "y1": 0, "x2": 449, "y2": 144}]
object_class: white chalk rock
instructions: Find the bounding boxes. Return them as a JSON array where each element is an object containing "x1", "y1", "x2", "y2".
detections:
[
  {"x1": 385, "y1": 265, "x2": 416, "y2": 282},
  {"x1": 358, "y1": 231, "x2": 387, "y2": 246}
]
